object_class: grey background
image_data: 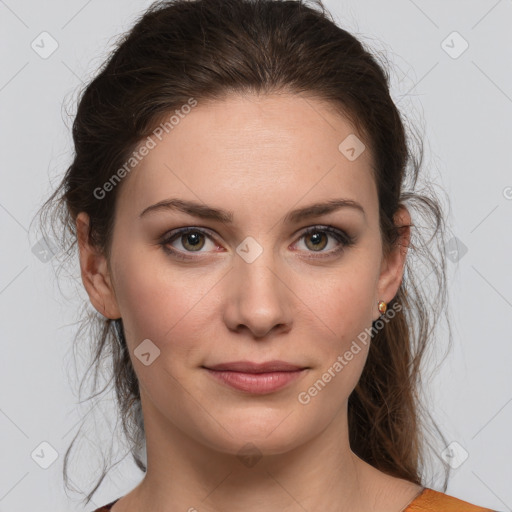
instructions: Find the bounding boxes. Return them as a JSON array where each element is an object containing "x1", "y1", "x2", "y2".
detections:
[{"x1": 1, "y1": 0, "x2": 511, "y2": 511}]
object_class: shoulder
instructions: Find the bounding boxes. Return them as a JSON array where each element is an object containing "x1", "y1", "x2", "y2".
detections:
[
  {"x1": 90, "y1": 490, "x2": 499, "y2": 512},
  {"x1": 405, "y1": 488, "x2": 498, "y2": 512}
]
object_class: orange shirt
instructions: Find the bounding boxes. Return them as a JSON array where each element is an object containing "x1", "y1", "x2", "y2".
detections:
[
  {"x1": 403, "y1": 488, "x2": 497, "y2": 511},
  {"x1": 92, "y1": 487, "x2": 498, "y2": 511}
]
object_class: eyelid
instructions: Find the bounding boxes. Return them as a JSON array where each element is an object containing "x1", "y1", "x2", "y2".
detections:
[
  {"x1": 159, "y1": 224, "x2": 355, "y2": 259},
  {"x1": 291, "y1": 225, "x2": 356, "y2": 257},
  {"x1": 159, "y1": 226, "x2": 221, "y2": 258}
]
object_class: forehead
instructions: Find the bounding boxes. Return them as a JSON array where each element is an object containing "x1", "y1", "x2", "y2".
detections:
[{"x1": 116, "y1": 93, "x2": 377, "y2": 222}]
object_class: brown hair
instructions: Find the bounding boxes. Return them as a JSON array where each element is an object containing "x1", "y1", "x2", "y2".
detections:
[{"x1": 37, "y1": 0, "x2": 453, "y2": 505}]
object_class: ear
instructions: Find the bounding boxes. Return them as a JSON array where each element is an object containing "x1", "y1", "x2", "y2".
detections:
[
  {"x1": 373, "y1": 205, "x2": 411, "y2": 321},
  {"x1": 76, "y1": 212, "x2": 121, "y2": 319}
]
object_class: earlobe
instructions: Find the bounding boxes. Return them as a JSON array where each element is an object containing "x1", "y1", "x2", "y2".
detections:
[
  {"x1": 76, "y1": 212, "x2": 121, "y2": 319},
  {"x1": 374, "y1": 205, "x2": 411, "y2": 320}
]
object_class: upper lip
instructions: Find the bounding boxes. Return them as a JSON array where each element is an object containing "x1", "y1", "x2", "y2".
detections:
[{"x1": 204, "y1": 360, "x2": 306, "y2": 373}]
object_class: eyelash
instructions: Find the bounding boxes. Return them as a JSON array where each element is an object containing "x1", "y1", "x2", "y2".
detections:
[{"x1": 159, "y1": 225, "x2": 356, "y2": 261}]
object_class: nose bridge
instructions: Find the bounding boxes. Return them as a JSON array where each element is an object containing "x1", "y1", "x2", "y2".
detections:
[
  {"x1": 226, "y1": 233, "x2": 291, "y2": 336},
  {"x1": 236, "y1": 232, "x2": 283, "y2": 299}
]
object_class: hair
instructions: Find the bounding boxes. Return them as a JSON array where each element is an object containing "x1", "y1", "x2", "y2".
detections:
[{"x1": 36, "y1": 0, "x2": 454, "y2": 506}]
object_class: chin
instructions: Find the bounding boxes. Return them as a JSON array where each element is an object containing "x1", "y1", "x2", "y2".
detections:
[{"x1": 194, "y1": 410, "x2": 313, "y2": 459}]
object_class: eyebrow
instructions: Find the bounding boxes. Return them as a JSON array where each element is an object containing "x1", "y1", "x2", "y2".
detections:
[{"x1": 139, "y1": 197, "x2": 366, "y2": 223}]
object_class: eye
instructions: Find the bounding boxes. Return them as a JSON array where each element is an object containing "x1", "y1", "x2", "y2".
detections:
[
  {"x1": 292, "y1": 225, "x2": 356, "y2": 259},
  {"x1": 160, "y1": 227, "x2": 219, "y2": 260},
  {"x1": 159, "y1": 225, "x2": 356, "y2": 261}
]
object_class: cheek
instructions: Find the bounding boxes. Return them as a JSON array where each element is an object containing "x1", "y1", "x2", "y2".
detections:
[
  {"x1": 110, "y1": 248, "x2": 212, "y2": 352},
  {"x1": 294, "y1": 265, "x2": 376, "y2": 343},
  {"x1": 291, "y1": 263, "x2": 376, "y2": 392},
  {"x1": 295, "y1": 281, "x2": 373, "y2": 419}
]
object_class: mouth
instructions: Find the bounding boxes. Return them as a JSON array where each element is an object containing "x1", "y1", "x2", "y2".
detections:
[
  {"x1": 204, "y1": 360, "x2": 307, "y2": 373},
  {"x1": 202, "y1": 360, "x2": 309, "y2": 394}
]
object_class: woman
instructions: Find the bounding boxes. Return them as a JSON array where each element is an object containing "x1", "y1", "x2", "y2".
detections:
[{"x1": 38, "y1": 0, "x2": 499, "y2": 510}]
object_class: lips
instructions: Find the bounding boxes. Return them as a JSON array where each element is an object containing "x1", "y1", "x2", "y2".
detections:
[
  {"x1": 203, "y1": 360, "x2": 309, "y2": 394},
  {"x1": 204, "y1": 360, "x2": 306, "y2": 373}
]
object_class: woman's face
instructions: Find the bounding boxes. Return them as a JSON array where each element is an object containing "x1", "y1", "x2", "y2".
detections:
[{"x1": 78, "y1": 93, "x2": 408, "y2": 457}]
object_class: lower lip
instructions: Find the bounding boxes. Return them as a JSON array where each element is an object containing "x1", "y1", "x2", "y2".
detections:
[{"x1": 205, "y1": 369, "x2": 307, "y2": 394}]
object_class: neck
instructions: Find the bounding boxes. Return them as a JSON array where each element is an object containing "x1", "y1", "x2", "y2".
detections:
[{"x1": 123, "y1": 397, "x2": 385, "y2": 512}]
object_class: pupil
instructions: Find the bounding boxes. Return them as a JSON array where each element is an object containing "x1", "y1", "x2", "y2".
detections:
[
  {"x1": 308, "y1": 231, "x2": 326, "y2": 251},
  {"x1": 182, "y1": 231, "x2": 206, "y2": 252},
  {"x1": 187, "y1": 233, "x2": 201, "y2": 245}
]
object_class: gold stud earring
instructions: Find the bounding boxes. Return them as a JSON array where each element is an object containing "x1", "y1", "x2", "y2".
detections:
[{"x1": 377, "y1": 300, "x2": 387, "y2": 314}]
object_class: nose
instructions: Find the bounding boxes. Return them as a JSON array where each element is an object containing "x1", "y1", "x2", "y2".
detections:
[{"x1": 222, "y1": 245, "x2": 293, "y2": 339}]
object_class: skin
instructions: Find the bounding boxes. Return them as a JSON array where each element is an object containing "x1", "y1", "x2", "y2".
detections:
[{"x1": 77, "y1": 93, "x2": 421, "y2": 512}]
